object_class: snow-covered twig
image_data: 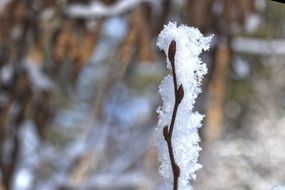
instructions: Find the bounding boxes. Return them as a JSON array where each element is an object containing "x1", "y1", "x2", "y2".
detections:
[
  {"x1": 65, "y1": 0, "x2": 159, "y2": 19},
  {"x1": 163, "y1": 40, "x2": 183, "y2": 190},
  {"x1": 156, "y1": 22, "x2": 212, "y2": 190}
]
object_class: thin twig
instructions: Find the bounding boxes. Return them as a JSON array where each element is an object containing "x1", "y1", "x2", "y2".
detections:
[{"x1": 163, "y1": 40, "x2": 184, "y2": 190}]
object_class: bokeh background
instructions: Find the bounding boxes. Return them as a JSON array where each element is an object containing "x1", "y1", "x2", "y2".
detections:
[{"x1": 0, "y1": 0, "x2": 285, "y2": 189}]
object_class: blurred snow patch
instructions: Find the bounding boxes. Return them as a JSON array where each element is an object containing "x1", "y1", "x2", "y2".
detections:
[
  {"x1": 55, "y1": 103, "x2": 90, "y2": 130},
  {"x1": 0, "y1": 64, "x2": 13, "y2": 83},
  {"x1": 272, "y1": 186, "x2": 285, "y2": 190},
  {"x1": 103, "y1": 17, "x2": 127, "y2": 40},
  {"x1": 13, "y1": 168, "x2": 33, "y2": 190},
  {"x1": 232, "y1": 37, "x2": 285, "y2": 55},
  {"x1": 41, "y1": 8, "x2": 55, "y2": 21},
  {"x1": 25, "y1": 58, "x2": 54, "y2": 90},
  {"x1": 106, "y1": 94, "x2": 151, "y2": 127},
  {"x1": 20, "y1": 121, "x2": 40, "y2": 166},
  {"x1": 0, "y1": 0, "x2": 11, "y2": 13},
  {"x1": 86, "y1": 172, "x2": 150, "y2": 189},
  {"x1": 66, "y1": 0, "x2": 159, "y2": 18},
  {"x1": 245, "y1": 13, "x2": 261, "y2": 33},
  {"x1": 233, "y1": 56, "x2": 250, "y2": 78}
]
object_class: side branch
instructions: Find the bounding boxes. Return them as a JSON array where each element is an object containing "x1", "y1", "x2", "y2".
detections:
[{"x1": 163, "y1": 40, "x2": 184, "y2": 190}]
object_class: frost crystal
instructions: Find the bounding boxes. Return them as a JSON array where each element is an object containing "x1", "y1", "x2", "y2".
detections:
[{"x1": 156, "y1": 22, "x2": 212, "y2": 189}]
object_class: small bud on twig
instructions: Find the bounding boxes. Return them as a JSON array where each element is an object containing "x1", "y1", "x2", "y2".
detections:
[
  {"x1": 163, "y1": 126, "x2": 169, "y2": 139},
  {"x1": 168, "y1": 40, "x2": 176, "y2": 64},
  {"x1": 174, "y1": 163, "x2": 180, "y2": 177},
  {"x1": 176, "y1": 85, "x2": 184, "y2": 104}
]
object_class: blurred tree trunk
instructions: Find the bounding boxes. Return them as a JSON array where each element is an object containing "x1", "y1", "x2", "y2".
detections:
[
  {"x1": 205, "y1": 41, "x2": 231, "y2": 143},
  {"x1": 184, "y1": 0, "x2": 256, "y2": 144}
]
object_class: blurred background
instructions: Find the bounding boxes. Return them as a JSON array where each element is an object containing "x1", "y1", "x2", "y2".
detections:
[{"x1": 0, "y1": 0, "x2": 285, "y2": 189}]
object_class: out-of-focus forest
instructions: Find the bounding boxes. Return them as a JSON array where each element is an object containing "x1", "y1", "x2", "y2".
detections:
[{"x1": 0, "y1": 0, "x2": 285, "y2": 189}]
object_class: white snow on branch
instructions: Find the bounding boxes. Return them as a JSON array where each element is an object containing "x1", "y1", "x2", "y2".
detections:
[
  {"x1": 65, "y1": 0, "x2": 160, "y2": 19},
  {"x1": 156, "y1": 22, "x2": 212, "y2": 190}
]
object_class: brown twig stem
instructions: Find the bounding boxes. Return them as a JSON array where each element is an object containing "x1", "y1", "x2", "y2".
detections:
[{"x1": 163, "y1": 40, "x2": 184, "y2": 190}]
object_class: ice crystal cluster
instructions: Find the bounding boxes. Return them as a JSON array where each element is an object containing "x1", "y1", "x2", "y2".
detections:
[{"x1": 156, "y1": 22, "x2": 212, "y2": 189}]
